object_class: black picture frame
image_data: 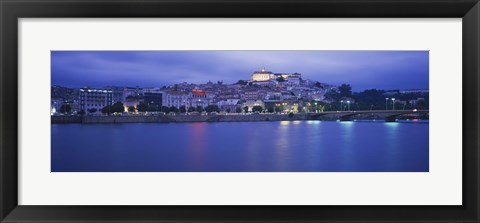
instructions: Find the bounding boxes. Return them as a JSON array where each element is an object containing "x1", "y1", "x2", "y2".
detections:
[{"x1": 1, "y1": 0, "x2": 479, "y2": 222}]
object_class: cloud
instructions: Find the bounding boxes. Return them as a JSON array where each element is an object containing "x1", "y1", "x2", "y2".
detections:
[{"x1": 52, "y1": 50, "x2": 428, "y2": 91}]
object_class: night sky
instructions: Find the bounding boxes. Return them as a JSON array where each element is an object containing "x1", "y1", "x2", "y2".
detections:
[{"x1": 51, "y1": 51, "x2": 429, "y2": 92}]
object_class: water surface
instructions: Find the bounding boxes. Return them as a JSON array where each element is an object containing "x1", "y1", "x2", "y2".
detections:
[{"x1": 51, "y1": 121, "x2": 429, "y2": 172}]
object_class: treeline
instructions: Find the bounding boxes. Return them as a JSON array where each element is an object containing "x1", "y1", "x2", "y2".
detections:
[
  {"x1": 77, "y1": 102, "x2": 223, "y2": 115},
  {"x1": 324, "y1": 84, "x2": 429, "y2": 110}
]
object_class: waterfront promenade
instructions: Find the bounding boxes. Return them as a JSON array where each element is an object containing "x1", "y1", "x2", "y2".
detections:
[{"x1": 51, "y1": 110, "x2": 428, "y2": 124}]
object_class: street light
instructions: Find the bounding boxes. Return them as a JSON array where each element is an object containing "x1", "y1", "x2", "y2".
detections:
[
  {"x1": 347, "y1": 100, "x2": 350, "y2": 111},
  {"x1": 385, "y1": 98, "x2": 389, "y2": 110},
  {"x1": 340, "y1": 100, "x2": 344, "y2": 111},
  {"x1": 392, "y1": 98, "x2": 396, "y2": 110},
  {"x1": 314, "y1": 102, "x2": 318, "y2": 113}
]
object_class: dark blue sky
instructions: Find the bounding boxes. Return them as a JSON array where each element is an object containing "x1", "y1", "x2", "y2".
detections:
[{"x1": 51, "y1": 51, "x2": 429, "y2": 92}]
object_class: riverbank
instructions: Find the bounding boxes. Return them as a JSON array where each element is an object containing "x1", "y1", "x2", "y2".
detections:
[
  {"x1": 51, "y1": 113, "x2": 308, "y2": 124},
  {"x1": 51, "y1": 112, "x2": 428, "y2": 124}
]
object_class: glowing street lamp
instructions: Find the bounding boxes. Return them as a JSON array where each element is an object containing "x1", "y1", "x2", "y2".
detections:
[
  {"x1": 385, "y1": 98, "x2": 389, "y2": 110},
  {"x1": 347, "y1": 100, "x2": 350, "y2": 111},
  {"x1": 314, "y1": 102, "x2": 317, "y2": 113},
  {"x1": 340, "y1": 100, "x2": 344, "y2": 111},
  {"x1": 392, "y1": 98, "x2": 396, "y2": 110}
]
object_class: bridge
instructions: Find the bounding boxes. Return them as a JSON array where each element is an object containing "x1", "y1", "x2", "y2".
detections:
[{"x1": 307, "y1": 110, "x2": 429, "y2": 122}]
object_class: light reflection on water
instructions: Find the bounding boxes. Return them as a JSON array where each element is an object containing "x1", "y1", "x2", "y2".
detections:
[{"x1": 51, "y1": 120, "x2": 429, "y2": 172}]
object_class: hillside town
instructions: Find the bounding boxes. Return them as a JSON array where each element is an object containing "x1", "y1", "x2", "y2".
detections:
[{"x1": 51, "y1": 68, "x2": 429, "y2": 116}]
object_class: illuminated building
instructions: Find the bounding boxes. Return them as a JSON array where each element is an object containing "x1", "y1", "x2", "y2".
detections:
[
  {"x1": 50, "y1": 98, "x2": 63, "y2": 115},
  {"x1": 251, "y1": 68, "x2": 302, "y2": 86},
  {"x1": 244, "y1": 100, "x2": 265, "y2": 112},
  {"x1": 190, "y1": 89, "x2": 210, "y2": 108},
  {"x1": 251, "y1": 67, "x2": 275, "y2": 81},
  {"x1": 79, "y1": 88, "x2": 113, "y2": 113}
]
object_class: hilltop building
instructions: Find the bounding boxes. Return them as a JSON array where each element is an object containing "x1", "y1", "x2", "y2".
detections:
[
  {"x1": 250, "y1": 67, "x2": 302, "y2": 85},
  {"x1": 251, "y1": 67, "x2": 275, "y2": 81}
]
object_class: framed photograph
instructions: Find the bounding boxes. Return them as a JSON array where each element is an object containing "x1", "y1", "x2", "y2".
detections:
[{"x1": 1, "y1": 0, "x2": 479, "y2": 222}]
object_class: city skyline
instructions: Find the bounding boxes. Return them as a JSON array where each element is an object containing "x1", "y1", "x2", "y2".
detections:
[{"x1": 51, "y1": 50, "x2": 429, "y2": 91}]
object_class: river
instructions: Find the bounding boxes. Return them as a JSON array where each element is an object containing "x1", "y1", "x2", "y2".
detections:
[{"x1": 51, "y1": 120, "x2": 429, "y2": 172}]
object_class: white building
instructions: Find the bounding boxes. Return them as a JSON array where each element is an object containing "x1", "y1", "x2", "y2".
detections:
[
  {"x1": 251, "y1": 67, "x2": 275, "y2": 81},
  {"x1": 165, "y1": 91, "x2": 190, "y2": 108},
  {"x1": 287, "y1": 73, "x2": 301, "y2": 85},
  {"x1": 217, "y1": 99, "x2": 240, "y2": 112},
  {"x1": 79, "y1": 88, "x2": 113, "y2": 113}
]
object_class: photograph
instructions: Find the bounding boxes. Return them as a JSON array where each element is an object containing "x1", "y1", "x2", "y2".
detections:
[{"x1": 50, "y1": 50, "x2": 429, "y2": 172}]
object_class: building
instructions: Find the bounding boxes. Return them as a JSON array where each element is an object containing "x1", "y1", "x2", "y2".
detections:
[
  {"x1": 217, "y1": 99, "x2": 240, "y2": 112},
  {"x1": 242, "y1": 90, "x2": 259, "y2": 100},
  {"x1": 251, "y1": 67, "x2": 275, "y2": 81},
  {"x1": 50, "y1": 98, "x2": 63, "y2": 115},
  {"x1": 251, "y1": 80, "x2": 276, "y2": 87},
  {"x1": 251, "y1": 68, "x2": 302, "y2": 85},
  {"x1": 103, "y1": 86, "x2": 126, "y2": 103},
  {"x1": 165, "y1": 91, "x2": 189, "y2": 108},
  {"x1": 122, "y1": 87, "x2": 141, "y2": 101},
  {"x1": 287, "y1": 73, "x2": 302, "y2": 85},
  {"x1": 143, "y1": 92, "x2": 163, "y2": 110},
  {"x1": 243, "y1": 100, "x2": 265, "y2": 112},
  {"x1": 190, "y1": 89, "x2": 210, "y2": 108},
  {"x1": 79, "y1": 88, "x2": 113, "y2": 114}
]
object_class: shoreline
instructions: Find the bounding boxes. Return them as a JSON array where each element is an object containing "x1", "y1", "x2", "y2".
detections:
[{"x1": 51, "y1": 113, "x2": 428, "y2": 124}]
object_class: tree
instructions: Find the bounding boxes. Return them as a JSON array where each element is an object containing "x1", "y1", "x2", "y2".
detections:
[
  {"x1": 111, "y1": 102, "x2": 125, "y2": 113},
  {"x1": 179, "y1": 106, "x2": 187, "y2": 113},
  {"x1": 205, "y1": 105, "x2": 220, "y2": 113},
  {"x1": 137, "y1": 102, "x2": 148, "y2": 112},
  {"x1": 317, "y1": 104, "x2": 325, "y2": 112},
  {"x1": 276, "y1": 105, "x2": 285, "y2": 113},
  {"x1": 235, "y1": 107, "x2": 242, "y2": 113},
  {"x1": 146, "y1": 105, "x2": 158, "y2": 112},
  {"x1": 128, "y1": 106, "x2": 136, "y2": 112},
  {"x1": 338, "y1": 84, "x2": 353, "y2": 97},
  {"x1": 188, "y1": 106, "x2": 195, "y2": 112},
  {"x1": 267, "y1": 106, "x2": 274, "y2": 113},
  {"x1": 252, "y1": 106, "x2": 263, "y2": 113},
  {"x1": 196, "y1": 106, "x2": 203, "y2": 113},
  {"x1": 243, "y1": 106, "x2": 249, "y2": 113},
  {"x1": 236, "y1": 80, "x2": 248, "y2": 85},
  {"x1": 77, "y1": 110, "x2": 85, "y2": 116},
  {"x1": 60, "y1": 104, "x2": 71, "y2": 114},
  {"x1": 325, "y1": 88, "x2": 341, "y2": 100},
  {"x1": 101, "y1": 106, "x2": 110, "y2": 114},
  {"x1": 315, "y1": 82, "x2": 323, "y2": 89},
  {"x1": 288, "y1": 112, "x2": 294, "y2": 118},
  {"x1": 169, "y1": 106, "x2": 179, "y2": 113},
  {"x1": 101, "y1": 105, "x2": 111, "y2": 114},
  {"x1": 88, "y1": 108, "x2": 97, "y2": 114},
  {"x1": 309, "y1": 100, "x2": 327, "y2": 112},
  {"x1": 161, "y1": 106, "x2": 170, "y2": 114},
  {"x1": 351, "y1": 89, "x2": 387, "y2": 110},
  {"x1": 276, "y1": 76, "x2": 286, "y2": 82}
]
